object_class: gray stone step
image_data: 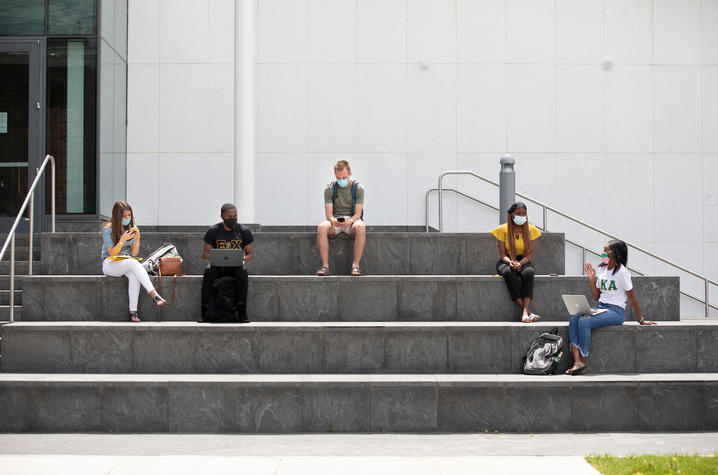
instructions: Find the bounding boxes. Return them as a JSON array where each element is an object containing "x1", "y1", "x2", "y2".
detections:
[
  {"x1": 0, "y1": 305, "x2": 21, "y2": 320},
  {"x1": 0, "y1": 373, "x2": 715, "y2": 433},
  {"x1": 17, "y1": 275, "x2": 679, "y2": 322},
  {"x1": 0, "y1": 246, "x2": 41, "y2": 261},
  {"x1": 0, "y1": 290, "x2": 21, "y2": 305},
  {"x1": 39, "y1": 232, "x2": 566, "y2": 276},
  {"x1": 2, "y1": 321, "x2": 715, "y2": 375},
  {"x1": 0, "y1": 261, "x2": 41, "y2": 275}
]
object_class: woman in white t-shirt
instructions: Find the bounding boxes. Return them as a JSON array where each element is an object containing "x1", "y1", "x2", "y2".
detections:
[{"x1": 565, "y1": 240, "x2": 656, "y2": 375}]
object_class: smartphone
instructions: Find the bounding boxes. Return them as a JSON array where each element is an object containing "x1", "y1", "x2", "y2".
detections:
[{"x1": 336, "y1": 217, "x2": 345, "y2": 222}]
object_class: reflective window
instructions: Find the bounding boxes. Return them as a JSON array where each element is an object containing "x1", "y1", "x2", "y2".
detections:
[
  {"x1": 46, "y1": 38, "x2": 97, "y2": 214},
  {"x1": 49, "y1": 0, "x2": 97, "y2": 36},
  {"x1": 0, "y1": 0, "x2": 45, "y2": 36}
]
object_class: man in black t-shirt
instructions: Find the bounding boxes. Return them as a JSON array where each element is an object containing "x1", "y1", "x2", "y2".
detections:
[{"x1": 200, "y1": 203, "x2": 254, "y2": 322}]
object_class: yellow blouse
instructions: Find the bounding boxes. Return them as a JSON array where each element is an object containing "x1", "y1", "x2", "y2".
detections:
[{"x1": 490, "y1": 223, "x2": 541, "y2": 256}]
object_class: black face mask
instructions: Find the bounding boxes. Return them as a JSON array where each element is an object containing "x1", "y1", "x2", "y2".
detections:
[{"x1": 222, "y1": 218, "x2": 237, "y2": 229}]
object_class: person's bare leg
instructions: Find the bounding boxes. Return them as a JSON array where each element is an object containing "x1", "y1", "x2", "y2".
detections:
[
  {"x1": 566, "y1": 343, "x2": 587, "y2": 373},
  {"x1": 317, "y1": 221, "x2": 334, "y2": 268},
  {"x1": 350, "y1": 220, "x2": 366, "y2": 268}
]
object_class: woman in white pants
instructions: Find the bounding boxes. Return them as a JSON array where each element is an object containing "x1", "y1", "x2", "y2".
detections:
[{"x1": 101, "y1": 200, "x2": 165, "y2": 321}]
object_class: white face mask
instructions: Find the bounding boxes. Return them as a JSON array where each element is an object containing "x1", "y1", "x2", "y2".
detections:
[{"x1": 512, "y1": 215, "x2": 527, "y2": 226}]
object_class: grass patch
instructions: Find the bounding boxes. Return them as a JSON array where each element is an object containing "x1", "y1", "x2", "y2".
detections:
[{"x1": 587, "y1": 454, "x2": 718, "y2": 474}]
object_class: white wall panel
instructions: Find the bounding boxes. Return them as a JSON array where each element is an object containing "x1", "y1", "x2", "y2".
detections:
[
  {"x1": 357, "y1": 64, "x2": 407, "y2": 153},
  {"x1": 352, "y1": 154, "x2": 408, "y2": 225},
  {"x1": 258, "y1": 0, "x2": 306, "y2": 62},
  {"x1": 653, "y1": 66, "x2": 701, "y2": 153},
  {"x1": 159, "y1": 0, "x2": 208, "y2": 63},
  {"x1": 513, "y1": 153, "x2": 557, "y2": 207},
  {"x1": 407, "y1": 0, "x2": 456, "y2": 62},
  {"x1": 703, "y1": 67, "x2": 718, "y2": 153},
  {"x1": 555, "y1": 154, "x2": 606, "y2": 230},
  {"x1": 507, "y1": 0, "x2": 553, "y2": 63},
  {"x1": 705, "y1": 155, "x2": 718, "y2": 241},
  {"x1": 604, "y1": 154, "x2": 654, "y2": 243},
  {"x1": 205, "y1": 153, "x2": 236, "y2": 222},
  {"x1": 556, "y1": 65, "x2": 604, "y2": 153},
  {"x1": 457, "y1": 64, "x2": 506, "y2": 153},
  {"x1": 408, "y1": 154, "x2": 458, "y2": 228},
  {"x1": 158, "y1": 64, "x2": 209, "y2": 153},
  {"x1": 157, "y1": 154, "x2": 208, "y2": 225},
  {"x1": 457, "y1": 0, "x2": 505, "y2": 63},
  {"x1": 653, "y1": 0, "x2": 700, "y2": 65},
  {"x1": 257, "y1": 154, "x2": 308, "y2": 225},
  {"x1": 704, "y1": 0, "x2": 718, "y2": 64},
  {"x1": 128, "y1": 0, "x2": 158, "y2": 63},
  {"x1": 653, "y1": 155, "x2": 702, "y2": 241},
  {"x1": 605, "y1": 0, "x2": 653, "y2": 64},
  {"x1": 209, "y1": 0, "x2": 235, "y2": 63},
  {"x1": 127, "y1": 64, "x2": 159, "y2": 153},
  {"x1": 256, "y1": 64, "x2": 306, "y2": 153},
  {"x1": 407, "y1": 64, "x2": 456, "y2": 153},
  {"x1": 308, "y1": 0, "x2": 355, "y2": 62},
  {"x1": 605, "y1": 66, "x2": 653, "y2": 153},
  {"x1": 507, "y1": 64, "x2": 555, "y2": 152},
  {"x1": 208, "y1": 64, "x2": 235, "y2": 153},
  {"x1": 126, "y1": 153, "x2": 159, "y2": 225},
  {"x1": 307, "y1": 65, "x2": 356, "y2": 153},
  {"x1": 556, "y1": 0, "x2": 603, "y2": 64},
  {"x1": 357, "y1": 0, "x2": 406, "y2": 62}
]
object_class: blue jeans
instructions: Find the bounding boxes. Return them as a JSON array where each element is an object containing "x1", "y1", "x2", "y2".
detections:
[{"x1": 568, "y1": 302, "x2": 625, "y2": 357}]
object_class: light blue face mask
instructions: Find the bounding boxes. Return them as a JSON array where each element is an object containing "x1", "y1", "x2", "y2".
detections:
[
  {"x1": 336, "y1": 178, "x2": 349, "y2": 188},
  {"x1": 121, "y1": 217, "x2": 132, "y2": 226},
  {"x1": 512, "y1": 215, "x2": 527, "y2": 226}
]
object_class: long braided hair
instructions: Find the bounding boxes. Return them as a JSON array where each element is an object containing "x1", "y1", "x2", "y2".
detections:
[{"x1": 506, "y1": 202, "x2": 530, "y2": 261}]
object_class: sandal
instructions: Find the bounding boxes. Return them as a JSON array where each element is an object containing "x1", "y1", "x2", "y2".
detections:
[
  {"x1": 521, "y1": 314, "x2": 532, "y2": 323},
  {"x1": 154, "y1": 295, "x2": 166, "y2": 307},
  {"x1": 566, "y1": 365, "x2": 587, "y2": 376},
  {"x1": 530, "y1": 313, "x2": 541, "y2": 322},
  {"x1": 351, "y1": 266, "x2": 362, "y2": 276},
  {"x1": 129, "y1": 311, "x2": 141, "y2": 323},
  {"x1": 315, "y1": 266, "x2": 330, "y2": 276}
]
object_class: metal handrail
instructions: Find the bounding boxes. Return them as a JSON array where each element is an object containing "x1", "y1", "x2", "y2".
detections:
[
  {"x1": 433, "y1": 171, "x2": 717, "y2": 318},
  {"x1": 0, "y1": 154, "x2": 56, "y2": 322}
]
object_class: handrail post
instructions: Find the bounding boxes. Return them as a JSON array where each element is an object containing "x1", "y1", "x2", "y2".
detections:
[
  {"x1": 425, "y1": 189, "x2": 430, "y2": 232},
  {"x1": 28, "y1": 190, "x2": 34, "y2": 276},
  {"x1": 707, "y1": 280, "x2": 710, "y2": 319},
  {"x1": 51, "y1": 155, "x2": 56, "y2": 233},
  {"x1": 438, "y1": 174, "x2": 444, "y2": 232},
  {"x1": 543, "y1": 205, "x2": 548, "y2": 232},
  {"x1": 499, "y1": 155, "x2": 515, "y2": 225},
  {"x1": 9, "y1": 234, "x2": 15, "y2": 322}
]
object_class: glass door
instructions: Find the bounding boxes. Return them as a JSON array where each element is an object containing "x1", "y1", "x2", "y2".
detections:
[{"x1": 0, "y1": 40, "x2": 44, "y2": 233}]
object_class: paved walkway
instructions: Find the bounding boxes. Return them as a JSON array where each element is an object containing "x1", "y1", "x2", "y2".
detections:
[{"x1": 0, "y1": 433, "x2": 716, "y2": 474}]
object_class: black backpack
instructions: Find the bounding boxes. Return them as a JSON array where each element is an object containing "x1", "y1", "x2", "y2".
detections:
[
  {"x1": 521, "y1": 328, "x2": 564, "y2": 375},
  {"x1": 205, "y1": 276, "x2": 240, "y2": 323}
]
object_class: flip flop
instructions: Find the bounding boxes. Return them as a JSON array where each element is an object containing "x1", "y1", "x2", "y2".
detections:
[
  {"x1": 565, "y1": 365, "x2": 587, "y2": 375},
  {"x1": 129, "y1": 311, "x2": 141, "y2": 322},
  {"x1": 154, "y1": 295, "x2": 166, "y2": 307},
  {"x1": 530, "y1": 313, "x2": 541, "y2": 322},
  {"x1": 351, "y1": 266, "x2": 362, "y2": 276},
  {"x1": 521, "y1": 315, "x2": 532, "y2": 323},
  {"x1": 316, "y1": 266, "x2": 330, "y2": 276}
]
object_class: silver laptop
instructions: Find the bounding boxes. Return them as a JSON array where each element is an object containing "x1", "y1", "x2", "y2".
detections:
[
  {"x1": 209, "y1": 249, "x2": 244, "y2": 267},
  {"x1": 561, "y1": 295, "x2": 607, "y2": 316}
]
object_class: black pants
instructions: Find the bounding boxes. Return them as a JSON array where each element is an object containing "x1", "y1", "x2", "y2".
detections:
[
  {"x1": 496, "y1": 258, "x2": 535, "y2": 300},
  {"x1": 201, "y1": 266, "x2": 248, "y2": 319}
]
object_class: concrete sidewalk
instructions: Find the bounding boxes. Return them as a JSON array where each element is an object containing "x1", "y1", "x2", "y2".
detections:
[{"x1": 0, "y1": 433, "x2": 716, "y2": 474}]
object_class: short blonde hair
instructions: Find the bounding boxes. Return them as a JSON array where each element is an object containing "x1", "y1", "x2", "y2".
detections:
[{"x1": 334, "y1": 160, "x2": 351, "y2": 172}]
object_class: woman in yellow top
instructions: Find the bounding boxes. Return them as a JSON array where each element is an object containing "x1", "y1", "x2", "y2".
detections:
[{"x1": 490, "y1": 202, "x2": 542, "y2": 323}]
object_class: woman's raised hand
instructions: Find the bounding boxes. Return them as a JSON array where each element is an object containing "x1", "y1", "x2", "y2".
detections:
[
  {"x1": 120, "y1": 229, "x2": 135, "y2": 242},
  {"x1": 584, "y1": 262, "x2": 596, "y2": 280}
]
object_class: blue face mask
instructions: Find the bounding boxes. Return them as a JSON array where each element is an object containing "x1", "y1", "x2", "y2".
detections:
[
  {"x1": 121, "y1": 217, "x2": 132, "y2": 226},
  {"x1": 336, "y1": 178, "x2": 349, "y2": 188},
  {"x1": 512, "y1": 215, "x2": 527, "y2": 226}
]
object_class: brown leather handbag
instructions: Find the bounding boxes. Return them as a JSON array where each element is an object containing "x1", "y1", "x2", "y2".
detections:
[{"x1": 158, "y1": 257, "x2": 184, "y2": 304}]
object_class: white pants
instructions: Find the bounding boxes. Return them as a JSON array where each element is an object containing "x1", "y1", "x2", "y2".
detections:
[{"x1": 102, "y1": 258, "x2": 155, "y2": 312}]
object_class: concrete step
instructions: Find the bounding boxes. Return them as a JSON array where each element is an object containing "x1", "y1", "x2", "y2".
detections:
[
  {"x1": 0, "y1": 246, "x2": 41, "y2": 261},
  {"x1": 0, "y1": 305, "x2": 21, "y2": 320},
  {"x1": 39, "y1": 232, "x2": 566, "y2": 276},
  {"x1": 0, "y1": 373, "x2": 715, "y2": 433},
  {"x1": 0, "y1": 290, "x2": 21, "y2": 305},
  {"x1": 17, "y1": 275, "x2": 679, "y2": 322},
  {"x1": 2, "y1": 321, "x2": 715, "y2": 375},
  {"x1": 0, "y1": 261, "x2": 41, "y2": 275}
]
